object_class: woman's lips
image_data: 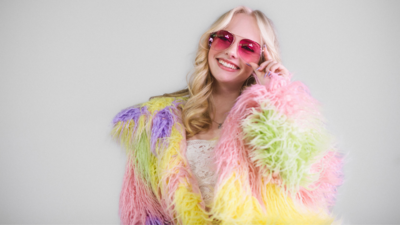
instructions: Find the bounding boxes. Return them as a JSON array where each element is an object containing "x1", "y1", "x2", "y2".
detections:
[{"x1": 216, "y1": 58, "x2": 239, "y2": 72}]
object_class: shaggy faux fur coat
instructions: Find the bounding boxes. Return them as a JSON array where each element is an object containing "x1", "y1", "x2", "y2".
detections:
[{"x1": 111, "y1": 73, "x2": 343, "y2": 225}]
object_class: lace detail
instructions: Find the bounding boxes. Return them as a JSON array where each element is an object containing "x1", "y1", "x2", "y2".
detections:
[{"x1": 186, "y1": 139, "x2": 218, "y2": 207}]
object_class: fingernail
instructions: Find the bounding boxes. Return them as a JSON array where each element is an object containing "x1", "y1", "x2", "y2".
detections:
[
  {"x1": 256, "y1": 66, "x2": 261, "y2": 70},
  {"x1": 245, "y1": 63, "x2": 251, "y2": 67}
]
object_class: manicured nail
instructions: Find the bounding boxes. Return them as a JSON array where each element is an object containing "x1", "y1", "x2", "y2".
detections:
[
  {"x1": 245, "y1": 63, "x2": 251, "y2": 67},
  {"x1": 256, "y1": 66, "x2": 261, "y2": 70},
  {"x1": 264, "y1": 71, "x2": 271, "y2": 78}
]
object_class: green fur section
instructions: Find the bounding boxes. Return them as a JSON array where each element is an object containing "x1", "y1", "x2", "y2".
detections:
[
  {"x1": 131, "y1": 125, "x2": 153, "y2": 185},
  {"x1": 241, "y1": 103, "x2": 331, "y2": 190}
]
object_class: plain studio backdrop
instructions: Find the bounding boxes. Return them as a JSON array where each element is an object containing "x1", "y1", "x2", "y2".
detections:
[{"x1": 1, "y1": 0, "x2": 399, "y2": 224}]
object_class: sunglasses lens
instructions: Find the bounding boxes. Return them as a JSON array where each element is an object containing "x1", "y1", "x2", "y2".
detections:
[
  {"x1": 209, "y1": 30, "x2": 261, "y2": 64},
  {"x1": 210, "y1": 30, "x2": 233, "y2": 51},
  {"x1": 238, "y1": 39, "x2": 261, "y2": 63}
]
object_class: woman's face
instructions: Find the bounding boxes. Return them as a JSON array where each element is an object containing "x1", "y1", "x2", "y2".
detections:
[{"x1": 208, "y1": 13, "x2": 262, "y2": 87}]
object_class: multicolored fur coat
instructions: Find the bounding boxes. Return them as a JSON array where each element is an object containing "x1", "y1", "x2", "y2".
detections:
[{"x1": 111, "y1": 74, "x2": 344, "y2": 225}]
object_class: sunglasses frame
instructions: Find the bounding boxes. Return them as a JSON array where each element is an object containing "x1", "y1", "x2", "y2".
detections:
[{"x1": 208, "y1": 29, "x2": 265, "y2": 63}]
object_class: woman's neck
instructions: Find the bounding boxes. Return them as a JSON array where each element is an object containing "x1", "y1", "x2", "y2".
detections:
[
  {"x1": 211, "y1": 81, "x2": 242, "y2": 123},
  {"x1": 186, "y1": 81, "x2": 243, "y2": 141}
]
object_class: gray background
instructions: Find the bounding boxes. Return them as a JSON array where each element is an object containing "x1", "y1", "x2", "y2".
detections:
[{"x1": 1, "y1": 0, "x2": 399, "y2": 224}]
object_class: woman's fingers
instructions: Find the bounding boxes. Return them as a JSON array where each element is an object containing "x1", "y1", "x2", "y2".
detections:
[
  {"x1": 247, "y1": 62, "x2": 263, "y2": 84},
  {"x1": 263, "y1": 45, "x2": 272, "y2": 61},
  {"x1": 265, "y1": 62, "x2": 279, "y2": 73},
  {"x1": 270, "y1": 63, "x2": 289, "y2": 77},
  {"x1": 256, "y1": 60, "x2": 274, "y2": 71},
  {"x1": 247, "y1": 62, "x2": 268, "y2": 85},
  {"x1": 263, "y1": 61, "x2": 290, "y2": 78},
  {"x1": 261, "y1": 45, "x2": 289, "y2": 78}
]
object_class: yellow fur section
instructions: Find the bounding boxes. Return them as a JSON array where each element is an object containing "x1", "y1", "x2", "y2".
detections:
[
  {"x1": 211, "y1": 173, "x2": 334, "y2": 224},
  {"x1": 157, "y1": 127, "x2": 182, "y2": 198},
  {"x1": 158, "y1": 125, "x2": 209, "y2": 224},
  {"x1": 143, "y1": 96, "x2": 186, "y2": 114},
  {"x1": 210, "y1": 172, "x2": 265, "y2": 224},
  {"x1": 260, "y1": 183, "x2": 334, "y2": 224},
  {"x1": 110, "y1": 121, "x2": 122, "y2": 142},
  {"x1": 111, "y1": 120, "x2": 135, "y2": 152},
  {"x1": 174, "y1": 184, "x2": 212, "y2": 224},
  {"x1": 111, "y1": 115, "x2": 148, "y2": 153},
  {"x1": 149, "y1": 149, "x2": 160, "y2": 200},
  {"x1": 137, "y1": 114, "x2": 147, "y2": 137}
]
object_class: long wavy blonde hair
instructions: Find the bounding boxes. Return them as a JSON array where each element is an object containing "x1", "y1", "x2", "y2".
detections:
[{"x1": 152, "y1": 6, "x2": 282, "y2": 138}]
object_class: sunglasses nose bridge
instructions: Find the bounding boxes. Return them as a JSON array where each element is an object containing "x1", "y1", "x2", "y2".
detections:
[{"x1": 224, "y1": 37, "x2": 241, "y2": 59}]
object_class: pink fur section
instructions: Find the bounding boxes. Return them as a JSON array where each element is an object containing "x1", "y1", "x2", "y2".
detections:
[
  {"x1": 213, "y1": 88, "x2": 266, "y2": 206},
  {"x1": 294, "y1": 150, "x2": 344, "y2": 210},
  {"x1": 260, "y1": 73, "x2": 324, "y2": 127},
  {"x1": 119, "y1": 159, "x2": 168, "y2": 225}
]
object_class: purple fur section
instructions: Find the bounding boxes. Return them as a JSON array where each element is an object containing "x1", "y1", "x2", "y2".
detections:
[
  {"x1": 113, "y1": 106, "x2": 139, "y2": 124},
  {"x1": 150, "y1": 106, "x2": 174, "y2": 156},
  {"x1": 145, "y1": 216, "x2": 167, "y2": 225},
  {"x1": 112, "y1": 106, "x2": 149, "y2": 141},
  {"x1": 113, "y1": 106, "x2": 148, "y2": 125}
]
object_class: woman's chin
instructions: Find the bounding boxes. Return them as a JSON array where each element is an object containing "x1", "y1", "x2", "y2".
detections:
[{"x1": 213, "y1": 76, "x2": 249, "y2": 89}]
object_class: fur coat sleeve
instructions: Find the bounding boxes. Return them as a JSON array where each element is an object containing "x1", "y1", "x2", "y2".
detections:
[{"x1": 210, "y1": 72, "x2": 344, "y2": 224}]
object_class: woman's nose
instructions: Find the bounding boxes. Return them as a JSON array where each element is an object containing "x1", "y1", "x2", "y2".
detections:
[{"x1": 224, "y1": 40, "x2": 239, "y2": 59}]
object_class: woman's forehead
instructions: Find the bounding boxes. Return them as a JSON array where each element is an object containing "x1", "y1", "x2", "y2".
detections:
[{"x1": 224, "y1": 13, "x2": 261, "y2": 44}]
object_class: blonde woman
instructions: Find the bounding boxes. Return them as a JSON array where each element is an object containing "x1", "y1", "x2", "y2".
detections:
[{"x1": 112, "y1": 5, "x2": 343, "y2": 225}]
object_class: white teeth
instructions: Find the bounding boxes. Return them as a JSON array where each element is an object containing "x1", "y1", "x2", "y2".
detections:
[{"x1": 218, "y1": 59, "x2": 237, "y2": 69}]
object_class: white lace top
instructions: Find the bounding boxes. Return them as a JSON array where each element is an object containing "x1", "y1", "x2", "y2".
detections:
[{"x1": 186, "y1": 139, "x2": 218, "y2": 207}]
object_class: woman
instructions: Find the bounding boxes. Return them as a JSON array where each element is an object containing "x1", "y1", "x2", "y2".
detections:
[{"x1": 112, "y1": 6, "x2": 343, "y2": 225}]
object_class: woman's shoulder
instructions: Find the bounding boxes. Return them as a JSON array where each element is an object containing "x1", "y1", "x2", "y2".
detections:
[
  {"x1": 111, "y1": 95, "x2": 188, "y2": 149},
  {"x1": 143, "y1": 95, "x2": 189, "y2": 113},
  {"x1": 112, "y1": 95, "x2": 189, "y2": 125}
]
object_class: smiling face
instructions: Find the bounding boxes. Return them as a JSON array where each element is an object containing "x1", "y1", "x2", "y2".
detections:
[{"x1": 208, "y1": 13, "x2": 262, "y2": 87}]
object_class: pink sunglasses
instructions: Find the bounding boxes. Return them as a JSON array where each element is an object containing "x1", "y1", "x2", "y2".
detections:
[{"x1": 208, "y1": 30, "x2": 265, "y2": 64}]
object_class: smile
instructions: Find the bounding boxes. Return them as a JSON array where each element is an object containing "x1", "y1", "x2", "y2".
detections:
[{"x1": 217, "y1": 58, "x2": 239, "y2": 70}]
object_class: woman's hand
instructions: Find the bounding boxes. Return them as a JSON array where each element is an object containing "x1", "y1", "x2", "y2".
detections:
[{"x1": 246, "y1": 45, "x2": 289, "y2": 85}]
